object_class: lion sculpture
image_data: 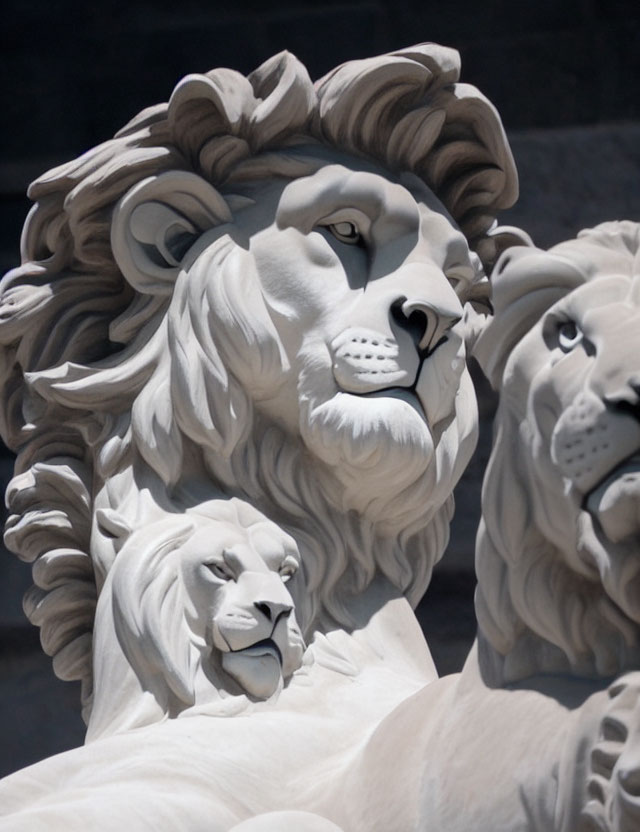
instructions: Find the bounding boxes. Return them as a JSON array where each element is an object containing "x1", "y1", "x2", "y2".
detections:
[
  {"x1": 321, "y1": 222, "x2": 640, "y2": 832},
  {"x1": 86, "y1": 498, "x2": 307, "y2": 742},
  {"x1": 0, "y1": 42, "x2": 517, "y2": 717},
  {"x1": 473, "y1": 219, "x2": 640, "y2": 685}
]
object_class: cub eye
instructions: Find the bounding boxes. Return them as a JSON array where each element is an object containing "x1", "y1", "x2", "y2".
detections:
[
  {"x1": 206, "y1": 562, "x2": 233, "y2": 581},
  {"x1": 557, "y1": 320, "x2": 583, "y2": 352},
  {"x1": 326, "y1": 221, "x2": 361, "y2": 245}
]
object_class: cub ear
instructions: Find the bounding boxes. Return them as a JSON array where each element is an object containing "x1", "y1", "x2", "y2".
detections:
[
  {"x1": 111, "y1": 171, "x2": 232, "y2": 295},
  {"x1": 94, "y1": 508, "x2": 133, "y2": 553}
]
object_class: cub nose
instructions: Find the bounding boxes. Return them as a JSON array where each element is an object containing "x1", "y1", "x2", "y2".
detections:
[
  {"x1": 603, "y1": 378, "x2": 640, "y2": 422},
  {"x1": 254, "y1": 601, "x2": 292, "y2": 623},
  {"x1": 391, "y1": 296, "x2": 461, "y2": 354}
]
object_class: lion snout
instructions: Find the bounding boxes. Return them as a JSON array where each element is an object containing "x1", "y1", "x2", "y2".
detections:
[
  {"x1": 214, "y1": 611, "x2": 273, "y2": 653},
  {"x1": 331, "y1": 327, "x2": 417, "y2": 393},
  {"x1": 214, "y1": 576, "x2": 298, "y2": 655},
  {"x1": 551, "y1": 390, "x2": 640, "y2": 495},
  {"x1": 391, "y1": 295, "x2": 461, "y2": 355},
  {"x1": 254, "y1": 599, "x2": 292, "y2": 624}
]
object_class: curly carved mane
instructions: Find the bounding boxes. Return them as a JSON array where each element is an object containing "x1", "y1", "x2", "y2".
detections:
[
  {"x1": 473, "y1": 221, "x2": 640, "y2": 684},
  {"x1": 0, "y1": 45, "x2": 517, "y2": 709}
]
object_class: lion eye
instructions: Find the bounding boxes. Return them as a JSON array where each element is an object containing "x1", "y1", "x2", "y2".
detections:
[
  {"x1": 327, "y1": 221, "x2": 361, "y2": 245},
  {"x1": 557, "y1": 320, "x2": 583, "y2": 352},
  {"x1": 206, "y1": 562, "x2": 234, "y2": 581},
  {"x1": 445, "y1": 263, "x2": 474, "y2": 295}
]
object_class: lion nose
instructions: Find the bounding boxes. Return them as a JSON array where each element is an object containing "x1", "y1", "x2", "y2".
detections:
[
  {"x1": 254, "y1": 600, "x2": 292, "y2": 623},
  {"x1": 391, "y1": 296, "x2": 461, "y2": 354},
  {"x1": 602, "y1": 378, "x2": 640, "y2": 420}
]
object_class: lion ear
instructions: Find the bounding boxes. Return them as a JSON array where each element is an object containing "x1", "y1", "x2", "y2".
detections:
[
  {"x1": 94, "y1": 508, "x2": 134, "y2": 556},
  {"x1": 111, "y1": 171, "x2": 232, "y2": 295}
]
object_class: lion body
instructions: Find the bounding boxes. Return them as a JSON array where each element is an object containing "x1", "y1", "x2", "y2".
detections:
[{"x1": 0, "y1": 586, "x2": 436, "y2": 830}]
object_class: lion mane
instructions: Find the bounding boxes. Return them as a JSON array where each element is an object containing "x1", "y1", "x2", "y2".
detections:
[
  {"x1": 0, "y1": 44, "x2": 517, "y2": 712},
  {"x1": 473, "y1": 221, "x2": 640, "y2": 684}
]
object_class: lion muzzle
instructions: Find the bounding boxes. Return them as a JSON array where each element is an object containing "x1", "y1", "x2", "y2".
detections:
[
  {"x1": 212, "y1": 570, "x2": 304, "y2": 699},
  {"x1": 551, "y1": 389, "x2": 640, "y2": 496},
  {"x1": 331, "y1": 327, "x2": 418, "y2": 393}
]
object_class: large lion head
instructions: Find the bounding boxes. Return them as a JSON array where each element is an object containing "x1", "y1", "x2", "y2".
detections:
[
  {"x1": 87, "y1": 498, "x2": 307, "y2": 741},
  {"x1": 122, "y1": 157, "x2": 484, "y2": 538},
  {"x1": 474, "y1": 221, "x2": 640, "y2": 683},
  {"x1": 0, "y1": 44, "x2": 517, "y2": 705}
]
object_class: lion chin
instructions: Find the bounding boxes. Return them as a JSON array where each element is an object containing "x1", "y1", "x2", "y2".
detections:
[
  {"x1": 586, "y1": 459, "x2": 640, "y2": 544},
  {"x1": 296, "y1": 321, "x2": 473, "y2": 527},
  {"x1": 221, "y1": 645, "x2": 285, "y2": 700}
]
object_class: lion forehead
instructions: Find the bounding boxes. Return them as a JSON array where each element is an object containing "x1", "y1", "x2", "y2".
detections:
[
  {"x1": 550, "y1": 274, "x2": 632, "y2": 328},
  {"x1": 177, "y1": 524, "x2": 247, "y2": 566},
  {"x1": 247, "y1": 524, "x2": 298, "y2": 566}
]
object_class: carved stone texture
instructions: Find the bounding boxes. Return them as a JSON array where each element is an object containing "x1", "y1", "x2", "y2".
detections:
[{"x1": 0, "y1": 43, "x2": 521, "y2": 829}]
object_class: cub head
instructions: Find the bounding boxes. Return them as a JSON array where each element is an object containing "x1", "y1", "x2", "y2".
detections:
[
  {"x1": 474, "y1": 221, "x2": 640, "y2": 682},
  {"x1": 178, "y1": 501, "x2": 305, "y2": 700},
  {"x1": 87, "y1": 499, "x2": 306, "y2": 740}
]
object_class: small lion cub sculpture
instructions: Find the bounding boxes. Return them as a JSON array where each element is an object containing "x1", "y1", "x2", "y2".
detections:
[{"x1": 87, "y1": 498, "x2": 307, "y2": 741}]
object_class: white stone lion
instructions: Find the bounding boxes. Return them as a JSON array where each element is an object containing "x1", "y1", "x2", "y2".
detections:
[
  {"x1": 323, "y1": 222, "x2": 640, "y2": 832},
  {"x1": 86, "y1": 498, "x2": 307, "y2": 741},
  {"x1": 473, "y1": 220, "x2": 640, "y2": 684},
  {"x1": 0, "y1": 43, "x2": 517, "y2": 714}
]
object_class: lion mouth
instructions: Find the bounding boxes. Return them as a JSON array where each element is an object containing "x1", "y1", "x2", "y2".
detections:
[
  {"x1": 585, "y1": 453, "x2": 640, "y2": 542},
  {"x1": 232, "y1": 638, "x2": 283, "y2": 666}
]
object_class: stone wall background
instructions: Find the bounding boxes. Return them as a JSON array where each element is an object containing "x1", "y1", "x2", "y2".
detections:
[{"x1": 1, "y1": 0, "x2": 639, "y2": 777}]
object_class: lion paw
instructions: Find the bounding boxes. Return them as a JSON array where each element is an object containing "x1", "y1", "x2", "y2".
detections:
[{"x1": 582, "y1": 673, "x2": 640, "y2": 832}]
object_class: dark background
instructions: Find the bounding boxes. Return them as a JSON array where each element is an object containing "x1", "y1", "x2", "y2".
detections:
[{"x1": 1, "y1": 0, "x2": 639, "y2": 777}]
